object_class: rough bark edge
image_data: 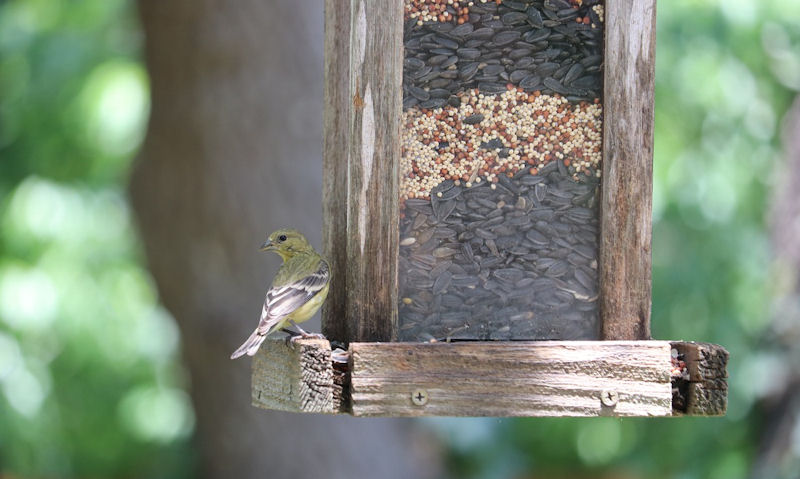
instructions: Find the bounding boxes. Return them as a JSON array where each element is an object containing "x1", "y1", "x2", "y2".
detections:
[
  {"x1": 251, "y1": 338, "x2": 343, "y2": 414},
  {"x1": 670, "y1": 341, "x2": 729, "y2": 416}
]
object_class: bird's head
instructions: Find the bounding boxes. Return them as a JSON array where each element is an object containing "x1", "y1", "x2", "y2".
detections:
[{"x1": 259, "y1": 228, "x2": 312, "y2": 260}]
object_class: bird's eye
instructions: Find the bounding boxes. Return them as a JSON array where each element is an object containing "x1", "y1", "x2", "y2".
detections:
[{"x1": 278, "y1": 235, "x2": 287, "y2": 242}]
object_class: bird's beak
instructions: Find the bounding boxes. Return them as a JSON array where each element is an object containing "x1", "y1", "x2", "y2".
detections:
[{"x1": 259, "y1": 240, "x2": 275, "y2": 252}]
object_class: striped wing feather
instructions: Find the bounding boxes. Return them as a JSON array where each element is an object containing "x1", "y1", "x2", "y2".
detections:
[{"x1": 256, "y1": 260, "x2": 329, "y2": 335}]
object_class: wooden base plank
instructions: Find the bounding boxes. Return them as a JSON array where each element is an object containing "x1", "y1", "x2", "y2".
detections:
[
  {"x1": 251, "y1": 338, "x2": 341, "y2": 414},
  {"x1": 349, "y1": 341, "x2": 673, "y2": 417},
  {"x1": 249, "y1": 339, "x2": 728, "y2": 417}
]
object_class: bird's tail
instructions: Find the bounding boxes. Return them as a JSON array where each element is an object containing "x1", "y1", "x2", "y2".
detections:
[{"x1": 230, "y1": 328, "x2": 267, "y2": 359}]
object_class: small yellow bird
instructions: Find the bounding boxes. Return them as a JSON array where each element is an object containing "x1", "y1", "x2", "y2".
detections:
[{"x1": 230, "y1": 229, "x2": 330, "y2": 359}]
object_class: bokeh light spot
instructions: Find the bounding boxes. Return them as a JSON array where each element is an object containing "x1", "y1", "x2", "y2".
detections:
[
  {"x1": 79, "y1": 60, "x2": 149, "y2": 157},
  {"x1": 0, "y1": 332, "x2": 23, "y2": 381},
  {"x1": 576, "y1": 419, "x2": 622, "y2": 465},
  {"x1": 1, "y1": 364, "x2": 46, "y2": 418},
  {"x1": 118, "y1": 386, "x2": 195, "y2": 444},
  {"x1": 0, "y1": 265, "x2": 58, "y2": 331}
]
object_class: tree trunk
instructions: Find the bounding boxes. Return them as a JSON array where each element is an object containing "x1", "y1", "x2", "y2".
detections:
[
  {"x1": 131, "y1": 1, "x2": 441, "y2": 477},
  {"x1": 751, "y1": 96, "x2": 800, "y2": 479}
]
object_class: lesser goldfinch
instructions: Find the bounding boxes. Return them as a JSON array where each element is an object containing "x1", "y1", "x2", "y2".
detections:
[{"x1": 230, "y1": 229, "x2": 330, "y2": 359}]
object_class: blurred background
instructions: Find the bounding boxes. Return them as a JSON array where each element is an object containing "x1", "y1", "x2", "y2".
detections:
[{"x1": 1, "y1": 0, "x2": 799, "y2": 478}]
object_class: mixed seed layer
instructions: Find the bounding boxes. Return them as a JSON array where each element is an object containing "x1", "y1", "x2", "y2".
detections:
[
  {"x1": 399, "y1": 0, "x2": 604, "y2": 341},
  {"x1": 401, "y1": 87, "x2": 602, "y2": 201}
]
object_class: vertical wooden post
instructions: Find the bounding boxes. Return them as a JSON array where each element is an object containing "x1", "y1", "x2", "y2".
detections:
[
  {"x1": 322, "y1": 0, "x2": 352, "y2": 342},
  {"x1": 322, "y1": 0, "x2": 403, "y2": 343},
  {"x1": 599, "y1": 0, "x2": 657, "y2": 340}
]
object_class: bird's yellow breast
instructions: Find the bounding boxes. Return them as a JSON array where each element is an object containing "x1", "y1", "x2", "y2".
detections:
[{"x1": 287, "y1": 282, "x2": 330, "y2": 324}]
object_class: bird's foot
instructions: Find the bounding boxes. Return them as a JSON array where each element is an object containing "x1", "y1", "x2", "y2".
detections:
[
  {"x1": 301, "y1": 332, "x2": 326, "y2": 340},
  {"x1": 288, "y1": 320, "x2": 326, "y2": 340},
  {"x1": 289, "y1": 332, "x2": 326, "y2": 343}
]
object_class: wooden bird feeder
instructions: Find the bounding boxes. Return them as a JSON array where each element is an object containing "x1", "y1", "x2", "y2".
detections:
[{"x1": 252, "y1": 0, "x2": 728, "y2": 417}]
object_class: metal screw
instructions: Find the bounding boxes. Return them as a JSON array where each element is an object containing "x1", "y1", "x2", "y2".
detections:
[
  {"x1": 600, "y1": 390, "x2": 619, "y2": 407},
  {"x1": 411, "y1": 389, "x2": 428, "y2": 406}
]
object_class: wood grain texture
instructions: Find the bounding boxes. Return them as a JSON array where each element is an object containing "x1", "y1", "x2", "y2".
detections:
[
  {"x1": 671, "y1": 341, "x2": 728, "y2": 416},
  {"x1": 675, "y1": 341, "x2": 729, "y2": 382},
  {"x1": 322, "y1": 0, "x2": 352, "y2": 345},
  {"x1": 599, "y1": 0, "x2": 657, "y2": 340},
  {"x1": 349, "y1": 341, "x2": 672, "y2": 417},
  {"x1": 249, "y1": 340, "x2": 727, "y2": 417},
  {"x1": 685, "y1": 382, "x2": 728, "y2": 416},
  {"x1": 251, "y1": 338, "x2": 341, "y2": 414},
  {"x1": 322, "y1": 0, "x2": 403, "y2": 343}
]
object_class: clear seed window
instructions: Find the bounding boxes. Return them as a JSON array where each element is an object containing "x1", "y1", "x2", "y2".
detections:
[{"x1": 398, "y1": 0, "x2": 605, "y2": 341}]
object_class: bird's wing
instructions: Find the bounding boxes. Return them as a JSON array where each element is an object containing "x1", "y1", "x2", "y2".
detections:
[{"x1": 255, "y1": 260, "x2": 329, "y2": 335}]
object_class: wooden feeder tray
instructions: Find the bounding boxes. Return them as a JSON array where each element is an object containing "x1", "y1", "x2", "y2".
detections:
[
  {"x1": 250, "y1": 0, "x2": 729, "y2": 418},
  {"x1": 252, "y1": 338, "x2": 727, "y2": 417}
]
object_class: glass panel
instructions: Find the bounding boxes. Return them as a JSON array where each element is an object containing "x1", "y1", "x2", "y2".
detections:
[{"x1": 399, "y1": 0, "x2": 604, "y2": 341}]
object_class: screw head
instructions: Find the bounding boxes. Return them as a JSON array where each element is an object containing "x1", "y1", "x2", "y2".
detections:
[
  {"x1": 600, "y1": 389, "x2": 619, "y2": 407},
  {"x1": 411, "y1": 389, "x2": 428, "y2": 406}
]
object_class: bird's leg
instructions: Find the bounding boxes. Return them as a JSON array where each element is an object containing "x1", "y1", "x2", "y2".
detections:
[
  {"x1": 288, "y1": 320, "x2": 326, "y2": 340},
  {"x1": 289, "y1": 320, "x2": 310, "y2": 336},
  {"x1": 282, "y1": 328, "x2": 301, "y2": 347}
]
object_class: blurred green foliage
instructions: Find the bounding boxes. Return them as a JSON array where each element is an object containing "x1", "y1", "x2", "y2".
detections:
[
  {"x1": 0, "y1": 0, "x2": 195, "y2": 477},
  {"x1": 431, "y1": 1, "x2": 800, "y2": 478}
]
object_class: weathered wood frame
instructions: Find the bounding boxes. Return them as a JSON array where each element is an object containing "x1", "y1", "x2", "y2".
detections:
[
  {"x1": 258, "y1": 0, "x2": 731, "y2": 418},
  {"x1": 324, "y1": 0, "x2": 657, "y2": 342},
  {"x1": 599, "y1": 0, "x2": 657, "y2": 340},
  {"x1": 323, "y1": 0, "x2": 403, "y2": 342}
]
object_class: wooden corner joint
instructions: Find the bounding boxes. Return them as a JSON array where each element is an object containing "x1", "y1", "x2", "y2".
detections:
[{"x1": 670, "y1": 341, "x2": 729, "y2": 416}]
